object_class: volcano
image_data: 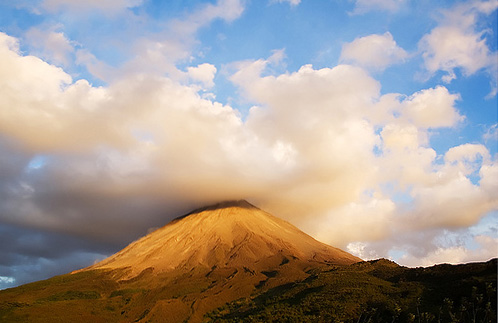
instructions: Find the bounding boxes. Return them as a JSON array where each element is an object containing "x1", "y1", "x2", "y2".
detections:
[
  {"x1": 0, "y1": 200, "x2": 360, "y2": 322},
  {"x1": 84, "y1": 200, "x2": 360, "y2": 277},
  {"x1": 2, "y1": 201, "x2": 495, "y2": 322}
]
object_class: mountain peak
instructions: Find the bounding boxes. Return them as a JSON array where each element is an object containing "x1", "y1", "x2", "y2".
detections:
[
  {"x1": 197, "y1": 199, "x2": 258, "y2": 210},
  {"x1": 172, "y1": 199, "x2": 258, "y2": 222},
  {"x1": 84, "y1": 201, "x2": 361, "y2": 277}
]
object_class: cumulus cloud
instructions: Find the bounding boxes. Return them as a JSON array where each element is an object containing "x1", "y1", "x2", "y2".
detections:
[
  {"x1": 420, "y1": 27, "x2": 491, "y2": 80},
  {"x1": 445, "y1": 144, "x2": 490, "y2": 171},
  {"x1": 346, "y1": 138, "x2": 498, "y2": 265},
  {"x1": 230, "y1": 59, "x2": 383, "y2": 217},
  {"x1": 0, "y1": 33, "x2": 126, "y2": 152},
  {"x1": 408, "y1": 172, "x2": 495, "y2": 229},
  {"x1": 2, "y1": 34, "x2": 495, "y2": 252},
  {"x1": 0, "y1": 30, "x2": 259, "y2": 240},
  {"x1": 315, "y1": 197, "x2": 396, "y2": 249},
  {"x1": 340, "y1": 32, "x2": 408, "y2": 71},
  {"x1": 376, "y1": 129, "x2": 496, "y2": 231},
  {"x1": 401, "y1": 86, "x2": 463, "y2": 128},
  {"x1": 188, "y1": 63, "x2": 217, "y2": 89},
  {"x1": 419, "y1": 0, "x2": 498, "y2": 94}
]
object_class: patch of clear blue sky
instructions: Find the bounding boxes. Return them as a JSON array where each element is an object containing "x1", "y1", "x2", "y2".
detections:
[
  {"x1": 139, "y1": 0, "x2": 206, "y2": 19},
  {"x1": 380, "y1": 182, "x2": 414, "y2": 205},
  {"x1": 0, "y1": 3, "x2": 43, "y2": 36},
  {"x1": 469, "y1": 211, "x2": 498, "y2": 239},
  {"x1": 25, "y1": 155, "x2": 48, "y2": 172},
  {"x1": 0, "y1": 4, "x2": 41, "y2": 35},
  {"x1": 388, "y1": 249, "x2": 406, "y2": 262}
]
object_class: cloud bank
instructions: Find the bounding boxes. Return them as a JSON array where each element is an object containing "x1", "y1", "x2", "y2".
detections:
[{"x1": 0, "y1": 0, "x2": 496, "y2": 289}]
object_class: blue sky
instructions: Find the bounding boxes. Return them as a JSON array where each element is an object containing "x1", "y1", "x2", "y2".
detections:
[{"x1": 0, "y1": 0, "x2": 497, "y2": 289}]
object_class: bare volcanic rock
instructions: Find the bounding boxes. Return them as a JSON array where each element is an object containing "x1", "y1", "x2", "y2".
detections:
[{"x1": 85, "y1": 200, "x2": 360, "y2": 277}]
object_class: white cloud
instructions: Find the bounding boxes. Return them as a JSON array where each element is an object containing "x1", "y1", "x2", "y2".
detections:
[
  {"x1": 445, "y1": 143, "x2": 490, "y2": 175},
  {"x1": 381, "y1": 124, "x2": 425, "y2": 151},
  {"x1": 229, "y1": 52, "x2": 491, "y2": 257},
  {"x1": 0, "y1": 276, "x2": 15, "y2": 286},
  {"x1": 188, "y1": 63, "x2": 217, "y2": 89},
  {"x1": 0, "y1": 32, "x2": 72, "y2": 100},
  {"x1": 380, "y1": 124, "x2": 436, "y2": 188},
  {"x1": 419, "y1": 1, "x2": 498, "y2": 94},
  {"x1": 0, "y1": 33, "x2": 125, "y2": 152},
  {"x1": 420, "y1": 27, "x2": 491, "y2": 79},
  {"x1": 230, "y1": 60, "x2": 384, "y2": 221},
  {"x1": 340, "y1": 32, "x2": 408, "y2": 71},
  {"x1": 316, "y1": 197, "x2": 396, "y2": 249},
  {"x1": 409, "y1": 173, "x2": 494, "y2": 229},
  {"x1": 0, "y1": 41, "x2": 384, "y2": 242},
  {"x1": 479, "y1": 162, "x2": 498, "y2": 193},
  {"x1": 401, "y1": 86, "x2": 463, "y2": 128},
  {"x1": 378, "y1": 137, "x2": 497, "y2": 232}
]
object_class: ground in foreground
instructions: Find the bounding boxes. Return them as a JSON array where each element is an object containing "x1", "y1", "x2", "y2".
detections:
[{"x1": 0, "y1": 258, "x2": 496, "y2": 322}]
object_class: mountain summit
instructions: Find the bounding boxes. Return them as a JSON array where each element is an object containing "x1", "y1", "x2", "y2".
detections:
[{"x1": 85, "y1": 200, "x2": 360, "y2": 277}]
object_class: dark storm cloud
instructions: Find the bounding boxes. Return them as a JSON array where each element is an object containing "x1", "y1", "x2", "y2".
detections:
[{"x1": 0, "y1": 223, "x2": 114, "y2": 289}]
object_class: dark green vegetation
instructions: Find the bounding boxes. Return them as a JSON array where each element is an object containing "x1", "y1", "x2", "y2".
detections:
[
  {"x1": 0, "y1": 258, "x2": 496, "y2": 322},
  {"x1": 207, "y1": 259, "x2": 497, "y2": 323}
]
